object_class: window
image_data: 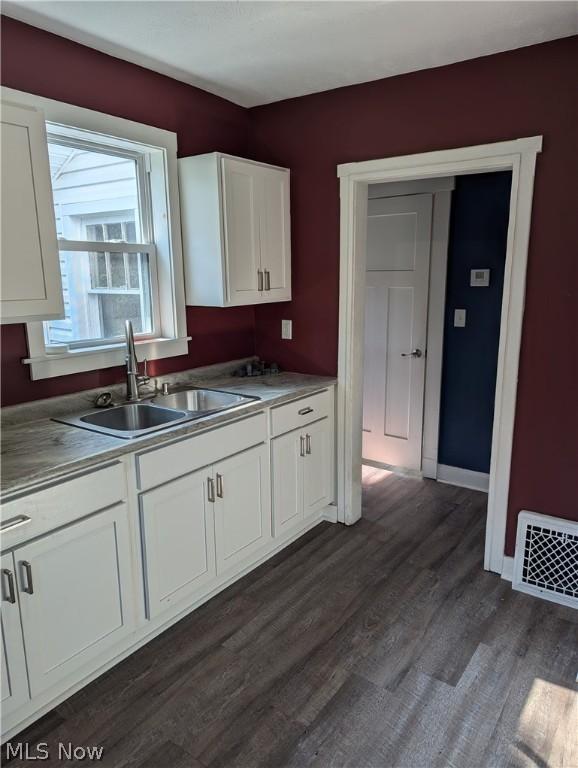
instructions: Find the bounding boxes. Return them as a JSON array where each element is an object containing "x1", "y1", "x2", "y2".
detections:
[
  {"x1": 17, "y1": 88, "x2": 189, "y2": 380},
  {"x1": 45, "y1": 138, "x2": 158, "y2": 348}
]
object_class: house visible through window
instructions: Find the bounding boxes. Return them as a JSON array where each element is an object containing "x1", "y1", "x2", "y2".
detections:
[{"x1": 45, "y1": 138, "x2": 157, "y2": 348}]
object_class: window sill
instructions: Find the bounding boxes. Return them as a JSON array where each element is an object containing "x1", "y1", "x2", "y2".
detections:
[{"x1": 24, "y1": 336, "x2": 191, "y2": 381}]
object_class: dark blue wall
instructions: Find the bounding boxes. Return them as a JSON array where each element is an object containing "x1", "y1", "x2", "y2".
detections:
[{"x1": 438, "y1": 171, "x2": 512, "y2": 473}]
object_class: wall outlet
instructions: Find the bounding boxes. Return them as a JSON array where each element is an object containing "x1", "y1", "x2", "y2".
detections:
[
  {"x1": 281, "y1": 319, "x2": 293, "y2": 340},
  {"x1": 454, "y1": 309, "x2": 466, "y2": 328}
]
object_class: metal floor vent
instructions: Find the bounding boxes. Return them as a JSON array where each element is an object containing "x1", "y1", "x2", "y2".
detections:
[{"x1": 513, "y1": 511, "x2": 578, "y2": 609}]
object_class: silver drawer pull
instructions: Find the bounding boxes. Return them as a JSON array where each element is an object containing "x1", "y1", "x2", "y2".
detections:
[
  {"x1": 264, "y1": 269, "x2": 271, "y2": 291},
  {"x1": 300, "y1": 435, "x2": 306, "y2": 457},
  {"x1": 207, "y1": 477, "x2": 215, "y2": 503},
  {"x1": 257, "y1": 269, "x2": 264, "y2": 292},
  {"x1": 1, "y1": 515, "x2": 31, "y2": 532},
  {"x1": 2, "y1": 569, "x2": 16, "y2": 604},
  {"x1": 21, "y1": 561, "x2": 34, "y2": 595},
  {"x1": 306, "y1": 434, "x2": 312, "y2": 455},
  {"x1": 216, "y1": 473, "x2": 224, "y2": 499},
  {"x1": 298, "y1": 407, "x2": 314, "y2": 416}
]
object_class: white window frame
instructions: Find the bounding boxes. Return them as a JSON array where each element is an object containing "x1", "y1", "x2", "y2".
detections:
[
  {"x1": 45, "y1": 129, "x2": 161, "y2": 350},
  {"x1": 1, "y1": 86, "x2": 189, "y2": 380}
]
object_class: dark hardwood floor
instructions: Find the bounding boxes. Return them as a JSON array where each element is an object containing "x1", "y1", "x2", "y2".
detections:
[{"x1": 6, "y1": 467, "x2": 577, "y2": 767}]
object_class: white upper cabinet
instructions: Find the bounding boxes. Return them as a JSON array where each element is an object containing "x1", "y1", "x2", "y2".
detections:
[
  {"x1": 0, "y1": 100, "x2": 63, "y2": 324},
  {"x1": 179, "y1": 152, "x2": 291, "y2": 306}
]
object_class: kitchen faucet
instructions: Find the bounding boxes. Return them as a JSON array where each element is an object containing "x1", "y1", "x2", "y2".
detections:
[{"x1": 125, "y1": 320, "x2": 150, "y2": 402}]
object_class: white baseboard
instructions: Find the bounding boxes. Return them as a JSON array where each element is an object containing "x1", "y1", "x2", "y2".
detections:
[
  {"x1": 436, "y1": 464, "x2": 489, "y2": 492},
  {"x1": 501, "y1": 555, "x2": 514, "y2": 582},
  {"x1": 421, "y1": 457, "x2": 437, "y2": 479},
  {"x1": 322, "y1": 504, "x2": 338, "y2": 523}
]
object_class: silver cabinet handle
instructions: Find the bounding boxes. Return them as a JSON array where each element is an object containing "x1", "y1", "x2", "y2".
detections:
[
  {"x1": 257, "y1": 269, "x2": 264, "y2": 291},
  {"x1": 1, "y1": 515, "x2": 31, "y2": 532},
  {"x1": 401, "y1": 349, "x2": 423, "y2": 358},
  {"x1": 207, "y1": 477, "x2": 215, "y2": 503},
  {"x1": 2, "y1": 569, "x2": 16, "y2": 604},
  {"x1": 298, "y1": 407, "x2": 314, "y2": 416},
  {"x1": 306, "y1": 434, "x2": 312, "y2": 455},
  {"x1": 21, "y1": 561, "x2": 34, "y2": 595},
  {"x1": 264, "y1": 269, "x2": 271, "y2": 291},
  {"x1": 216, "y1": 473, "x2": 224, "y2": 498},
  {"x1": 300, "y1": 435, "x2": 306, "y2": 457}
]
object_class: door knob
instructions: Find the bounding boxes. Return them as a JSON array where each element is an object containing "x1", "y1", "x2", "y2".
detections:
[{"x1": 401, "y1": 349, "x2": 423, "y2": 358}]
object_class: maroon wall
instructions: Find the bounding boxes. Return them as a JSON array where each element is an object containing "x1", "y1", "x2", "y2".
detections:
[
  {"x1": 0, "y1": 16, "x2": 255, "y2": 405},
  {"x1": 248, "y1": 37, "x2": 578, "y2": 553}
]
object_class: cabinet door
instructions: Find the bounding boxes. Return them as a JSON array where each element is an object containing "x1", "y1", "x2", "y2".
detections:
[
  {"x1": 221, "y1": 157, "x2": 262, "y2": 305},
  {"x1": 258, "y1": 165, "x2": 291, "y2": 302},
  {"x1": 214, "y1": 444, "x2": 271, "y2": 575},
  {"x1": 16, "y1": 505, "x2": 134, "y2": 698},
  {"x1": 303, "y1": 418, "x2": 333, "y2": 517},
  {"x1": 0, "y1": 101, "x2": 63, "y2": 323},
  {"x1": 140, "y1": 469, "x2": 216, "y2": 619},
  {"x1": 271, "y1": 428, "x2": 304, "y2": 537},
  {"x1": 0, "y1": 553, "x2": 30, "y2": 718}
]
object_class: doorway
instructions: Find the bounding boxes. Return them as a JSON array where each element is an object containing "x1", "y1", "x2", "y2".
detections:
[
  {"x1": 336, "y1": 138, "x2": 542, "y2": 575},
  {"x1": 362, "y1": 172, "x2": 512, "y2": 493}
]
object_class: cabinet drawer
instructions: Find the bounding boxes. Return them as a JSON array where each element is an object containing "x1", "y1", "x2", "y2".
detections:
[
  {"x1": 270, "y1": 389, "x2": 332, "y2": 437},
  {"x1": 0, "y1": 462, "x2": 126, "y2": 551},
  {"x1": 136, "y1": 412, "x2": 267, "y2": 491}
]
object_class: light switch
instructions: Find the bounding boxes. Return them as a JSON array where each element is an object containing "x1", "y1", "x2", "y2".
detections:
[
  {"x1": 454, "y1": 309, "x2": 466, "y2": 328},
  {"x1": 281, "y1": 319, "x2": 293, "y2": 340}
]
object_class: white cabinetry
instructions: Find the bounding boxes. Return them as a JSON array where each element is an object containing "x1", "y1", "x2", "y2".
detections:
[
  {"x1": 140, "y1": 468, "x2": 216, "y2": 619},
  {"x1": 0, "y1": 100, "x2": 63, "y2": 323},
  {"x1": 271, "y1": 390, "x2": 334, "y2": 537},
  {"x1": 179, "y1": 153, "x2": 291, "y2": 306},
  {"x1": 15, "y1": 505, "x2": 134, "y2": 698},
  {"x1": 1, "y1": 553, "x2": 30, "y2": 718},
  {"x1": 213, "y1": 444, "x2": 271, "y2": 575}
]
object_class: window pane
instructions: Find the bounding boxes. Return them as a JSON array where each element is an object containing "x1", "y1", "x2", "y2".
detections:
[
  {"x1": 127, "y1": 253, "x2": 140, "y2": 289},
  {"x1": 109, "y1": 252, "x2": 127, "y2": 288},
  {"x1": 45, "y1": 251, "x2": 153, "y2": 345},
  {"x1": 47, "y1": 142, "x2": 141, "y2": 242}
]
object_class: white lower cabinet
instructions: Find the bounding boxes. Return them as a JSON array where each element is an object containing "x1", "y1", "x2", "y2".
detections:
[
  {"x1": 140, "y1": 469, "x2": 216, "y2": 619},
  {"x1": 271, "y1": 428, "x2": 304, "y2": 535},
  {"x1": 1, "y1": 553, "x2": 30, "y2": 718},
  {"x1": 272, "y1": 417, "x2": 333, "y2": 536},
  {"x1": 15, "y1": 505, "x2": 135, "y2": 698},
  {"x1": 303, "y1": 418, "x2": 333, "y2": 516},
  {"x1": 213, "y1": 444, "x2": 271, "y2": 575},
  {"x1": 140, "y1": 443, "x2": 271, "y2": 619}
]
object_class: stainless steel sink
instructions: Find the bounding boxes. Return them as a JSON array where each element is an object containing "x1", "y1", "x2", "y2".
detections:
[
  {"x1": 152, "y1": 388, "x2": 257, "y2": 414},
  {"x1": 55, "y1": 403, "x2": 194, "y2": 439},
  {"x1": 53, "y1": 387, "x2": 259, "y2": 439}
]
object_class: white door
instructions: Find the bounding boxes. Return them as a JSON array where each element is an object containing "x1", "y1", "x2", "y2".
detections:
[
  {"x1": 16, "y1": 505, "x2": 135, "y2": 698},
  {"x1": 140, "y1": 469, "x2": 216, "y2": 620},
  {"x1": 363, "y1": 194, "x2": 432, "y2": 470},
  {"x1": 258, "y1": 165, "x2": 291, "y2": 301},
  {"x1": 0, "y1": 553, "x2": 30, "y2": 718},
  {"x1": 271, "y1": 428, "x2": 304, "y2": 536},
  {"x1": 214, "y1": 444, "x2": 271, "y2": 575},
  {"x1": 0, "y1": 101, "x2": 63, "y2": 323},
  {"x1": 303, "y1": 418, "x2": 333, "y2": 516},
  {"x1": 221, "y1": 157, "x2": 262, "y2": 305}
]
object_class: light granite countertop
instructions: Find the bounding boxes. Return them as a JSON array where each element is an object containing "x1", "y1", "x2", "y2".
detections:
[{"x1": 0, "y1": 367, "x2": 336, "y2": 500}]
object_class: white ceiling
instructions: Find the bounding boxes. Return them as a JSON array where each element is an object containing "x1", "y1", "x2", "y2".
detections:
[{"x1": 3, "y1": 1, "x2": 577, "y2": 107}]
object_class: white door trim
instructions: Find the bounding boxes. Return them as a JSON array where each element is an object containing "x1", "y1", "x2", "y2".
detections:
[{"x1": 336, "y1": 137, "x2": 542, "y2": 574}]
